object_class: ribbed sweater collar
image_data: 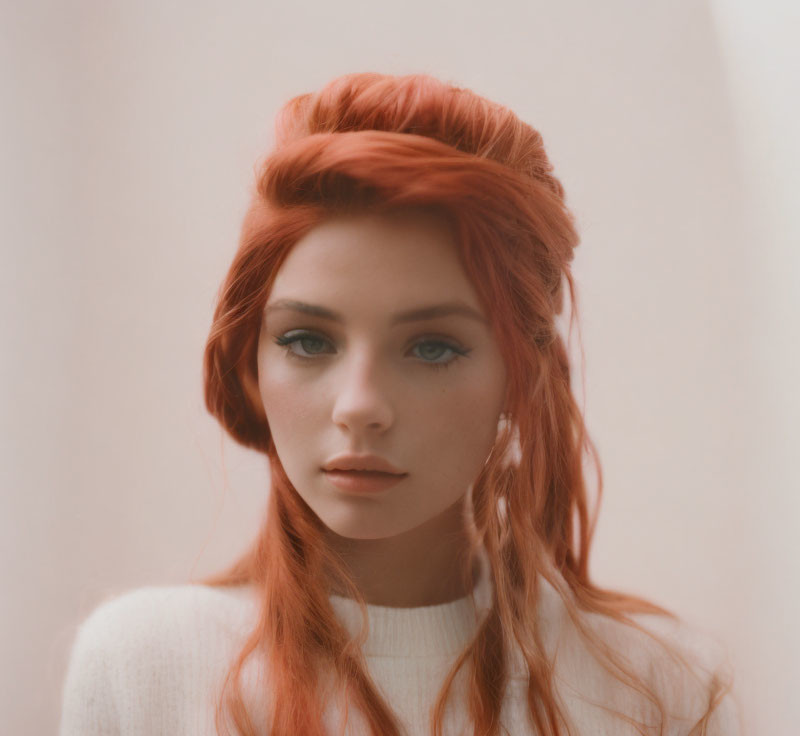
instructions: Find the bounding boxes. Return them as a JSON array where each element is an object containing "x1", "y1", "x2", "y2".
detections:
[
  {"x1": 327, "y1": 591, "x2": 481, "y2": 657},
  {"x1": 326, "y1": 560, "x2": 495, "y2": 658},
  {"x1": 226, "y1": 558, "x2": 566, "y2": 661}
]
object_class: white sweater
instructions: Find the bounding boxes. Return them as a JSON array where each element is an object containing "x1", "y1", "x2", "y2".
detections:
[{"x1": 58, "y1": 572, "x2": 741, "y2": 735}]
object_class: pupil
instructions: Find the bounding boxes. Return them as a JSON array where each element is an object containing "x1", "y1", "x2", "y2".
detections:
[
  {"x1": 302, "y1": 337, "x2": 325, "y2": 353},
  {"x1": 420, "y1": 343, "x2": 444, "y2": 360}
]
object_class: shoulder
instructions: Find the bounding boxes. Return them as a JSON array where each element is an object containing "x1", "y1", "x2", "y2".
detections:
[
  {"x1": 74, "y1": 583, "x2": 258, "y2": 643},
  {"x1": 530, "y1": 576, "x2": 741, "y2": 734},
  {"x1": 59, "y1": 583, "x2": 259, "y2": 735},
  {"x1": 581, "y1": 609, "x2": 741, "y2": 734},
  {"x1": 627, "y1": 612, "x2": 741, "y2": 732},
  {"x1": 72, "y1": 582, "x2": 262, "y2": 676}
]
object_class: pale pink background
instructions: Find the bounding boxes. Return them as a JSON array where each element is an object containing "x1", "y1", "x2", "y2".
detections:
[{"x1": 2, "y1": 1, "x2": 797, "y2": 733}]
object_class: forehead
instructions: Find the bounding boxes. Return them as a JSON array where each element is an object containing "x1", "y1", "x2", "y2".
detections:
[{"x1": 267, "y1": 210, "x2": 482, "y2": 311}]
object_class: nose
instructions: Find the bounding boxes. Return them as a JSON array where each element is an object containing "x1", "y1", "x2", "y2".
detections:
[{"x1": 330, "y1": 348, "x2": 395, "y2": 435}]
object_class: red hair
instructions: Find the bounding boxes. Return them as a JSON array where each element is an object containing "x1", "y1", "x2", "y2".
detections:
[{"x1": 200, "y1": 72, "x2": 732, "y2": 735}]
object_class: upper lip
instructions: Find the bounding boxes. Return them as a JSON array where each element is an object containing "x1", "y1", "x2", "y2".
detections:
[{"x1": 323, "y1": 454, "x2": 406, "y2": 475}]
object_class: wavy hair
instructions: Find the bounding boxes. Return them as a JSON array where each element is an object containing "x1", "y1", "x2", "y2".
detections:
[{"x1": 199, "y1": 72, "x2": 732, "y2": 735}]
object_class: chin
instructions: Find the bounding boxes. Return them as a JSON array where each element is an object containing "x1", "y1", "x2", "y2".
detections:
[{"x1": 320, "y1": 513, "x2": 418, "y2": 542}]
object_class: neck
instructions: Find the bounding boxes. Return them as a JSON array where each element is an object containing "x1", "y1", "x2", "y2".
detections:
[{"x1": 324, "y1": 495, "x2": 479, "y2": 608}]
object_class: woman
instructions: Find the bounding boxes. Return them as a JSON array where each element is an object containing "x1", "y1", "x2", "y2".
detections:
[{"x1": 60, "y1": 72, "x2": 740, "y2": 735}]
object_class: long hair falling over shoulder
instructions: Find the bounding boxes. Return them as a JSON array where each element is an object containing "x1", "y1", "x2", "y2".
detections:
[{"x1": 199, "y1": 72, "x2": 733, "y2": 736}]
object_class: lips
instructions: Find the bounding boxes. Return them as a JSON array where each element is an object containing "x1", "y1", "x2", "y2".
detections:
[
  {"x1": 323, "y1": 469, "x2": 407, "y2": 494},
  {"x1": 322, "y1": 454, "x2": 405, "y2": 475},
  {"x1": 330, "y1": 470, "x2": 397, "y2": 477}
]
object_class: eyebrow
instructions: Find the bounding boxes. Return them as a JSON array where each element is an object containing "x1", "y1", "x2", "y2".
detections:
[{"x1": 263, "y1": 299, "x2": 487, "y2": 326}]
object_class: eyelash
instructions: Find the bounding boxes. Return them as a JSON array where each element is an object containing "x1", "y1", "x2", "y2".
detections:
[{"x1": 272, "y1": 331, "x2": 472, "y2": 371}]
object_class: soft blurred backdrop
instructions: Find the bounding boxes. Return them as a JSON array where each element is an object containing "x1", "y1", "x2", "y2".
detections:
[{"x1": 2, "y1": 0, "x2": 797, "y2": 733}]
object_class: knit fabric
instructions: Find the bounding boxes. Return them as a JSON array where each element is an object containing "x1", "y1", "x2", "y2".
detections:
[{"x1": 58, "y1": 571, "x2": 741, "y2": 735}]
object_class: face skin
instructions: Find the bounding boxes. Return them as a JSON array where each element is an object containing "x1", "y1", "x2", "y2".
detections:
[{"x1": 257, "y1": 209, "x2": 507, "y2": 607}]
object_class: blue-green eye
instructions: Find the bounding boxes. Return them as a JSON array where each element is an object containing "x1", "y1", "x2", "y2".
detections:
[
  {"x1": 273, "y1": 331, "x2": 333, "y2": 357},
  {"x1": 411, "y1": 340, "x2": 469, "y2": 369},
  {"x1": 272, "y1": 331, "x2": 471, "y2": 369}
]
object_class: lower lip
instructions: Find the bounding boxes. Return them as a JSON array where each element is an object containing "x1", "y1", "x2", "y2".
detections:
[{"x1": 323, "y1": 470, "x2": 407, "y2": 494}]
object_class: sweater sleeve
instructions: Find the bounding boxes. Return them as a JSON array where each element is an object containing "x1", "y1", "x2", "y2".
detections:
[{"x1": 58, "y1": 603, "x2": 121, "y2": 736}]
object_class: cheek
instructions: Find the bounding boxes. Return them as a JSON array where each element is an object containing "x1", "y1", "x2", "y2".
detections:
[
  {"x1": 258, "y1": 361, "x2": 317, "y2": 447},
  {"x1": 414, "y1": 379, "x2": 503, "y2": 477}
]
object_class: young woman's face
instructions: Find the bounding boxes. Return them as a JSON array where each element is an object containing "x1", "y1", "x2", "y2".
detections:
[{"x1": 257, "y1": 209, "x2": 507, "y2": 540}]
